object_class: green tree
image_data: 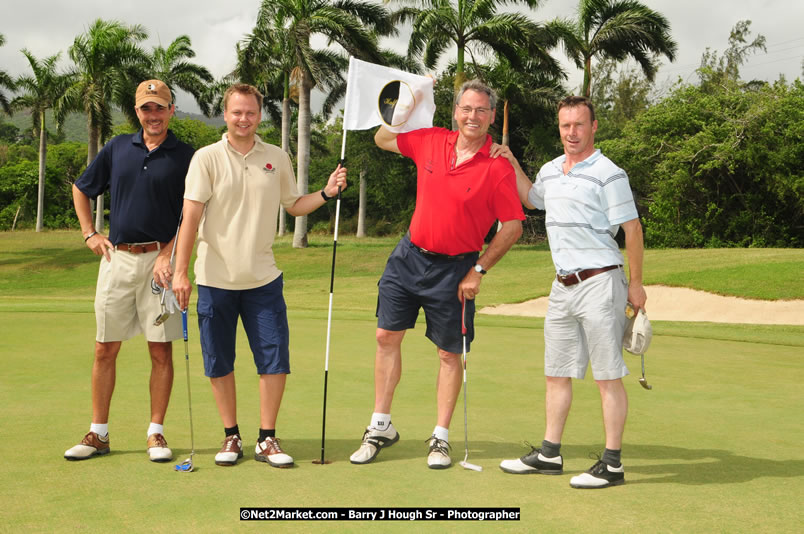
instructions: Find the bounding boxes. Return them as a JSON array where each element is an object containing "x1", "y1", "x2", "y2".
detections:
[
  {"x1": 12, "y1": 50, "x2": 70, "y2": 231},
  {"x1": 697, "y1": 20, "x2": 766, "y2": 91},
  {"x1": 0, "y1": 34, "x2": 15, "y2": 114},
  {"x1": 61, "y1": 19, "x2": 149, "y2": 232},
  {"x1": 398, "y1": 0, "x2": 558, "y2": 127},
  {"x1": 550, "y1": 0, "x2": 677, "y2": 97},
  {"x1": 0, "y1": 160, "x2": 37, "y2": 230},
  {"x1": 601, "y1": 74, "x2": 803, "y2": 247},
  {"x1": 590, "y1": 58, "x2": 653, "y2": 141},
  {"x1": 258, "y1": 0, "x2": 392, "y2": 248},
  {"x1": 148, "y1": 35, "x2": 214, "y2": 114}
]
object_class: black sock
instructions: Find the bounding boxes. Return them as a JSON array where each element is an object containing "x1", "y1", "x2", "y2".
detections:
[
  {"x1": 601, "y1": 448, "x2": 621, "y2": 467},
  {"x1": 225, "y1": 425, "x2": 240, "y2": 437},
  {"x1": 258, "y1": 428, "x2": 275, "y2": 442},
  {"x1": 541, "y1": 440, "x2": 561, "y2": 458}
]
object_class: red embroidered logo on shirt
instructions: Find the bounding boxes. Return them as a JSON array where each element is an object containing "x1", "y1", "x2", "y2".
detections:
[{"x1": 263, "y1": 162, "x2": 275, "y2": 173}]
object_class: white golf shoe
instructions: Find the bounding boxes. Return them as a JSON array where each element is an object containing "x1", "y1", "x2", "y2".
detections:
[
  {"x1": 349, "y1": 423, "x2": 399, "y2": 464},
  {"x1": 427, "y1": 436, "x2": 452, "y2": 469},
  {"x1": 570, "y1": 460, "x2": 625, "y2": 489},
  {"x1": 146, "y1": 433, "x2": 173, "y2": 462},
  {"x1": 499, "y1": 446, "x2": 563, "y2": 474},
  {"x1": 64, "y1": 431, "x2": 110, "y2": 460}
]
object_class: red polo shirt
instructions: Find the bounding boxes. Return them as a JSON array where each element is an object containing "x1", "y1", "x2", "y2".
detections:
[{"x1": 397, "y1": 127, "x2": 525, "y2": 255}]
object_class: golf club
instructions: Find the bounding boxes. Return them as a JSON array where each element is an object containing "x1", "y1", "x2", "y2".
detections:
[
  {"x1": 639, "y1": 354, "x2": 653, "y2": 390},
  {"x1": 174, "y1": 309, "x2": 195, "y2": 472},
  {"x1": 459, "y1": 298, "x2": 482, "y2": 472},
  {"x1": 154, "y1": 216, "x2": 182, "y2": 326}
]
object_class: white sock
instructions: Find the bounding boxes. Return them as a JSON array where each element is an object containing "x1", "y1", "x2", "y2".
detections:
[
  {"x1": 90, "y1": 423, "x2": 108, "y2": 437},
  {"x1": 432, "y1": 425, "x2": 449, "y2": 442},
  {"x1": 371, "y1": 413, "x2": 391, "y2": 431},
  {"x1": 147, "y1": 422, "x2": 164, "y2": 438}
]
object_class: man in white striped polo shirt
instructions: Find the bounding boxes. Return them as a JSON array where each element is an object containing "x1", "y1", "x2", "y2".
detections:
[{"x1": 494, "y1": 96, "x2": 646, "y2": 489}]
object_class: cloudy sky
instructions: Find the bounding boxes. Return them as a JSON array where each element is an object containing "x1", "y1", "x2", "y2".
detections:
[{"x1": 2, "y1": 0, "x2": 802, "y2": 114}]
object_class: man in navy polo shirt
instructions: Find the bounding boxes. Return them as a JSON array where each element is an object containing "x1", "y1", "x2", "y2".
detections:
[
  {"x1": 349, "y1": 79, "x2": 525, "y2": 469},
  {"x1": 65, "y1": 79, "x2": 194, "y2": 463}
]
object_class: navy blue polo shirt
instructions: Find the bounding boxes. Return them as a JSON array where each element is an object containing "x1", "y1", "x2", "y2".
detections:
[{"x1": 75, "y1": 130, "x2": 194, "y2": 245}]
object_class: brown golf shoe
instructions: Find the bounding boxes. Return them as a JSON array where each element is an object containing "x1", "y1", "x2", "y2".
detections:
[
  {"x1": 215, "y1": 434, "x2": 243, "y2": 466},
  {"x1": 255, "y1": 437, "x2": 294, "y2": 468},
  {"x1": 64, "y1": 431, "x2": 110, "y2": 460}
]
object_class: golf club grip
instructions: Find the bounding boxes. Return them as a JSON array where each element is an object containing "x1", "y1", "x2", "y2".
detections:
[
  {"x1": 461, "y1": 298, "x2": 467, "y2": 335},
  {"x1": 182, "y1": 310, "x2": 188, "y2": 342}
]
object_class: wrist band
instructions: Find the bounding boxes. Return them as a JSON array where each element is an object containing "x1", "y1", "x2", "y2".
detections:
[
  {"x1": 321, "y1": 189, "x2": 333, "y2": 201},
  {"x1": 84, "y1": 231, "x2": 98, "y2": 242}
]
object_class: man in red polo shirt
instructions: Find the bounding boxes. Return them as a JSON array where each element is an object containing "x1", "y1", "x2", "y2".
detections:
[{"x1": 350, "y1": 80, "x2": 525, "y2": 469}]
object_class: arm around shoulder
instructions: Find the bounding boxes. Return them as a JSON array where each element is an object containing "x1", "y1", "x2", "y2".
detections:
[{"x1": 374, "y1": 126, "x2": 401, "y2": 154}]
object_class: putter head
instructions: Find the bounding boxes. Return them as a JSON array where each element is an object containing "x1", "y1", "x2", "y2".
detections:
[
  {"x1": 174, "y1": 457, "x2": 194, "y2": 472},
  {"x1": 153, "y1": 286, "x2": 169, "y2": 326},
  {"x1": 639, "y1": 377, "x2": 653, "y2": 390},
  {"x1": 459, "y1": 460, "x2": 483, "y2": 472},
  {"x1": 153, "y1": 309, "x2": 170, "y2": 326}
]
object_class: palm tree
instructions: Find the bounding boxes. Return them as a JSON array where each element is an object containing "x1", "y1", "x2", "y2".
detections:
[
  {"x1": 0, "y1": 34, "x2": 15, "y2": 114},
  {"x1": 62, "y1": 19, "x2": 149, "y2": 231},
  {"x1": 258, "y1": 0, "x2": 392, "y2": 248},
  {"x1": 148, "y1": 35, "x2": 214, "y2": 115},
  {"x1": 397, "y1": 0, "x2": 558, "y2": 127},
  {"x1": 13, "y1": 50, "x2": 70, "y2": 232},
  {"x1": 469, "y1": 54, "x2": 564, "y2": 146},
  {"x1": 549, "y1": 0, "x2": 677, "y2": 97}
]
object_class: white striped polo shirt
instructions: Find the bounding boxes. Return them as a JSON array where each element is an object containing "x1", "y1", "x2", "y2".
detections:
[{"x1": 528, "y1": 149, "x2": 638, "y2": 274}]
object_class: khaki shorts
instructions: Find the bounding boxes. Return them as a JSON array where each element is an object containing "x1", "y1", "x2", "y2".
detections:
[{"x1": 94, "y1": 248, "x2": 181, "y2": 342}]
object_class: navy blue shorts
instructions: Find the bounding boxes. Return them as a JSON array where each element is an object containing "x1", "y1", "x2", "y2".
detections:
[
  {"x1": 376, "y1": 236, "x2": 478, "y2": 354},
  {"x1": 197, "y1": 275, "x2": 290, "y2": 378}
]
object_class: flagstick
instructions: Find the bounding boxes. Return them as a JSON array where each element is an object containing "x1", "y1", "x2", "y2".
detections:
[{"x1": 316, "y1": 117, "x2": 349, "y2": 465}]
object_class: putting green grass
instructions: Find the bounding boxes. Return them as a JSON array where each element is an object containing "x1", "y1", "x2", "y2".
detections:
[{"x1": 1, "y1": 231, "x2": 803, "y2": 533}]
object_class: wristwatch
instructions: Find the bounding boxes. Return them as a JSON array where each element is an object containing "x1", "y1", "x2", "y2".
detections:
[{"x1": 474, "y1": 264, "x2": 487, "y2": 275}]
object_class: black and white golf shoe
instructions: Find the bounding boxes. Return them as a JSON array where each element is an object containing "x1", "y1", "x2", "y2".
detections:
[
  {"x1": 499, "y1": 446, "x2": 563, "y2": 475},
  {"x1": 349, "y1": 423, "x2": 399, "y2": 464},
  {"x1": 570, "y1": 460, "x2": 625, "y2": 489}
]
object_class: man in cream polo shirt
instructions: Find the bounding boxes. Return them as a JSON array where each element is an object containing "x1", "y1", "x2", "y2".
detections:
[{"x1": 172, "y1": 83, "x2": 346, "y2": 468}]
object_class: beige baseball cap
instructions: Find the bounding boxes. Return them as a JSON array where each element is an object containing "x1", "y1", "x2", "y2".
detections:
[{"x1": 136, "y1": 79, "x2": 172, "y2": 108}]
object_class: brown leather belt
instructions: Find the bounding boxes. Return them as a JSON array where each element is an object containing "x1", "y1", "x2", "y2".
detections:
[
  {"x1": 556, "y1": 265, "x2": 620, "y2": 286},
  {"x1": 115, "y1": 241, "x2": 167, "y2": 254}
]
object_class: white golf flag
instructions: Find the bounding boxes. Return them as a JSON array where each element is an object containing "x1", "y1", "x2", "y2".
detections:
[{"x1": 343, "y1": 57, "x2": 436, "y2": 133}]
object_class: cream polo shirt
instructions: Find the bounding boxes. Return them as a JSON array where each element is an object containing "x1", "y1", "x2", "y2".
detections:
[{"x1": 184, "y1": 134, "x2": 301, "y2": 290}]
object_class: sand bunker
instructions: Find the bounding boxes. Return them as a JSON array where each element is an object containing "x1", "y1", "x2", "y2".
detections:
[{"x1": 480, "y1": 285, "x2": 804, "y2": 325}]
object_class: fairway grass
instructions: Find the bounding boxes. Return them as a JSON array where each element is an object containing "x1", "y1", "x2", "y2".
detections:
[{"x1": 1, "y1": 231, "x2": 803, "y2": 532}]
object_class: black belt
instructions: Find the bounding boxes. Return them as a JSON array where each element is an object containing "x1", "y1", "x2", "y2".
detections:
[
  {"x1": 410, "y1": 242, "x2": 470, "y2": 261},
  {"x1": 556, "y1": 265, "x2": 620, "y2": 286}
]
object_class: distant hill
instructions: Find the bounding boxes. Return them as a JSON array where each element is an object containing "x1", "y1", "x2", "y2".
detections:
[{"x1": 4, "y1": 109, "x2": 224, "y2": 144}]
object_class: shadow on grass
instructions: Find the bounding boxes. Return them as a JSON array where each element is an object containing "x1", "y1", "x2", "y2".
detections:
[{"x1": 185, "y1": 439, "x2": 804, "y2": 485}]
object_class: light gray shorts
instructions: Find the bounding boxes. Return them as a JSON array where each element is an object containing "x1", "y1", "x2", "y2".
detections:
[
  {"x1": 94, "y1": 248, "x2": 181, "y2": 343},
  {"x1": 543, "y1": 267, "x2": 629, "y2": 380}
]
